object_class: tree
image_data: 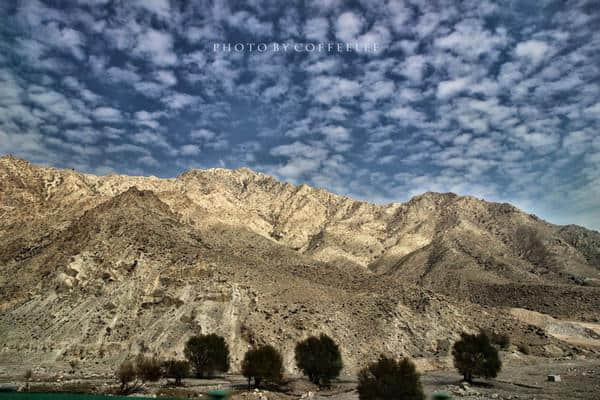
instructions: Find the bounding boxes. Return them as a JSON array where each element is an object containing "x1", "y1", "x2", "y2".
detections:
[
  {"x1": 135, "y1": 354, "x2": 162, "y2": 383},
  {"x1": 184, "y1": 334, "x2": 230, "y2": 378},
  {"x1": 23, "y1": 369, "x2": 32, "y2": 391},
  {"x1": 163, "y1": 359, "x2": 190, "y2": 386},
  {"x1": 357, "y1": 356, "x2": 425, "y2": 400},
  {"x1": 481, "y1": 329, "x2": 510, "y2": 350},
  {"x1": 116, "y1": 360, "x2": 139, "y2": 394},
  {"x1": 295, "y1": 333, "x2": 343, "y2": 386},
  {"x1": 452, "y1": 331, "x2": 502, "y2": 383},
  {"x1": 242, "y1": 345, "x2": 284, "y2": 388}
]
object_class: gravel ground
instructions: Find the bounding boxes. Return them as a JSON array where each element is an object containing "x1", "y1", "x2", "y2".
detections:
[{"x1": 1, "y1": 356, "x2": 598, "y2": 400}]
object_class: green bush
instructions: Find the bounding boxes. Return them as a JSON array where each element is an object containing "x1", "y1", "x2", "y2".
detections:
[
  {"x1": 184, "y1": 333, "x2": 230, "y2": 378},
  {"x1": 295, "y1": 333, "x2": 343, "y2": 387},
  {"x1": 163, "y1": 359, "x2": 190, "y2": 386},
  {"x1": 357, "y1": 356, "x2": 425, "y2": 400},
  {"x1": 242, "y1": 344, "x2": 284, "y2": 388},
  {"x1": 452, "y1": 331, "x2": 502, "y2": 383}
]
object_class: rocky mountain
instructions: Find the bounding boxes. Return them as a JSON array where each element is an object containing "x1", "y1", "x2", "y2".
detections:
[{"x1": 1, "y1": 155, "x2": 599, "y2": 374}]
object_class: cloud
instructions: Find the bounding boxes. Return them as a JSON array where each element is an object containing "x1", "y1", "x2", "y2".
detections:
[
  {"x1": 434, "y1": 19, "x2": 508, "y2": 61},
  {"x1": 133, "y1": 29, "x2": 177, "y2": 66},
  {"x1": 304, "y1": 17, "x2": 329, "y2": 42},
  {"x1": 399, "y1": 55, "x2": 427, "y2": 83},
  {"x1": 162, "y1": 93, "x2": 198, "y2": 109},
  {"x1": 335, "y1": 11, "x2": 364, "y2": 42},
  {"x1": 180, "y1": 144, "x2": 201, "y2": 156},
  {"x1": 321, "y1": 125, "x2": 351, "y2": 148},
  {"x1": 308, "y1": 76, "x2": 361, "y2": 104},
  {"x1": 364, "y1": 80, "x2": 395, "y2": 102},
  {"x1": 514, "y1": 40, "x2": 550, "y2": 64},
  {"x1": 134, "y1": 0, "x2": 171, "y2": 18},
  {"x1": 154, "y1": 70, "x2": 178, "y2": 86},
  {"x1": 227, "y1": 11, "x2": 273, "y2": 37},
  {"x1": 92, "y1": 107, "x2": 123, "y2": 122},
  {"x1": 437, "y1": 77, "x2": 470, "y2": 99}
]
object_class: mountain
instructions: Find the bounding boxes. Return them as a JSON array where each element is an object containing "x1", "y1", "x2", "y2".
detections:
[{"x1": 1, "y1": 155, "x2": 599, "y2": 374}]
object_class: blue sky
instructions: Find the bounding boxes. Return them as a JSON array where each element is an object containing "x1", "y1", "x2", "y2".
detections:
[{"x1": 1, "y1": 1, "x2": 599, "y2": 230}]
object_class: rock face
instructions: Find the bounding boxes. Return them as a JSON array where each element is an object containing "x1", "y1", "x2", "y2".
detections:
[{"x1": 1, "y1": 155, "x2": 599, "y2": 374}]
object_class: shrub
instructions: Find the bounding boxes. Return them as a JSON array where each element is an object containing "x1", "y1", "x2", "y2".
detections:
[
  {"x1": 518, "y1": 344, "x2": 530, "y2": 355},
  {"x1": 23, "y1": 369, "x2": 32, "y2": 381},
  {"x1": 163, "y1": 359, "x2": 190, "y2": 386},
  {"x1": 357, "y1": 356, "x2": 425, "y2": 400},
  {"x1": 116, "y1": 360, "x2": 138, "y2": 393},
  {"x1": 452, "y1": 331, "x2": 502, "y2": 383},
  {"x1": 295, "y1": 333, "x2": 343, "y2": 387},
  {"x1": 242, "y1": 345, "x2": 284, "y2": 388},
  {"x1": 184, "y1": 334, "x2": 230, "y2": 378},
  {"x1": 135, "y1": 354, "x2": 162, "y2": 383},
  {"x1": 23, "y1": 369, "x2": 32, "y2": 391}
]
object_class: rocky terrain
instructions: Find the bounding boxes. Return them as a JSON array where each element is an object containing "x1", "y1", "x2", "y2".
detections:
[{"x1": 1, "y1": 154, "x2": 599, "y2": 378}]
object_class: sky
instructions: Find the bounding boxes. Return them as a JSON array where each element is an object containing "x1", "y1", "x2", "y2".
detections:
[{"x1": 0, "y1": 1, "x2": 599, "y2": 230}]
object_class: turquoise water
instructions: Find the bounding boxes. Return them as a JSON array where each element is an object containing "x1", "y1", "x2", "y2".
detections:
[{"x1": 0, "y1": 393, "x2": 181, "y2": 400}]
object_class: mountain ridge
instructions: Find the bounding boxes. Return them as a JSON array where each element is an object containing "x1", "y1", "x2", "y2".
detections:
[{"x1": 1, "y1": 155, "x2": 599, "y2": 374}]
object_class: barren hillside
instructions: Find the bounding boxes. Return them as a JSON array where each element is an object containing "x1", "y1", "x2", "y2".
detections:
[{"x1": 1, "y1": 155, "x2": 599, "y2": 374}]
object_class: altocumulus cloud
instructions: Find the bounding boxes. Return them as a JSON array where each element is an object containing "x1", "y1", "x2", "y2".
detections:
[{"x1": 0, "y1": 0, "x2": 599, "y2": 230}]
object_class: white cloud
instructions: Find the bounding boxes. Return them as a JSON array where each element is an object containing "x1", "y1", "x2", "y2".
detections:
[
  {"x1": 386, "y1": 105, "x2": 425, "y2": 124},
  {"x1": 106, "y1": 66, "x2": 141, "y2": 84},
  {"x1": 154, "y1": 70, "x2": 177, "y2": 86},
  {"x1": 180, "y1": 144, "x2": 201, "y2": 156},
  {"x1": 92, "y1": 107, "x2": 123, "y2": 122},
  {"x1": 335, "y1": 11, "x2": 364, "y2": 42},
  {"x1": 304, "y1": 17, "x2": 329, "y2": 42},
  {"x1": 134, "y1": 0, "x2": 171, "y2": 18},
  {"x1": 308, "y1": 76, "x2": 360, "y2": 104},
  {"x1": 191, "y1": 129, "x2": 216, "y2": 141},
  {"x1": 399, "y1": 55, "x2": 427, "y2": 83},
  {"x1": 515, "y1": 40, "x2": 550, "y2": 64},
  {"x1": 227, "y1": 11, "x2": 273, "y2": 37},
  {"x1": 133, "y1": 29, "x2": 177, "y2": 66},
  {"x1": 321, "y1": 125, "x2": 350, "y2": 146},
  {"x1": 162, "y1": 93, "x2": 197, "y2": 109},
  {"x1": 364, "y1": 80, "x2": 395, "y2": 102},
  {"x1": 437, "y1": 77, "x2": 470, "y2": 99},
  {"x1": 434, "y1": 19, "x2": 508, "y2": 61}
]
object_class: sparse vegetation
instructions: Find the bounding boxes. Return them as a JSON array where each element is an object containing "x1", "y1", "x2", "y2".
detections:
[
  {"x1": 241, "y1": 344, "x2": 284, "y2": 388},
  {"x1": 518, "y1": 343, "x2": 531, "y2": 355},
  {"x1": 163, "y1": 359, "x2": 190, "y2": 386},
  {"x1": 115, "y1": 355, "x2": 161, "y2": 394},
  {"x1": 24, "y1": 369, "x2": 32, "y2": 391},
  {"x1": 452, "y1": 331, "x2": 502, "y2": 383},
  {"x1": 295, "y1": 333, "x2": 343, "y2": 387},
  {"x1": 135, "y1": 354, "x2": 162, "y2": 383},
  {"x1": 357, "y1": 355, "x2": 425, "y2": 400},
  {"x1": 116, "y1": 360, "x2": 139, "y2": 394},
  {"x1": 184, "y1": 333, "x2": 230, "y2": 378}
]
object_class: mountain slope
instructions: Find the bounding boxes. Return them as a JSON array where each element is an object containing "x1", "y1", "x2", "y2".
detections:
[{"x1": 1, "y1": 155, "x2": 599, "y2": 374}]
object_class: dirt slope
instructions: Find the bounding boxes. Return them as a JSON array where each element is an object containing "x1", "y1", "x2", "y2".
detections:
[{"x1": 1, "y1": 155, "x2": 599, "y2": 374}]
